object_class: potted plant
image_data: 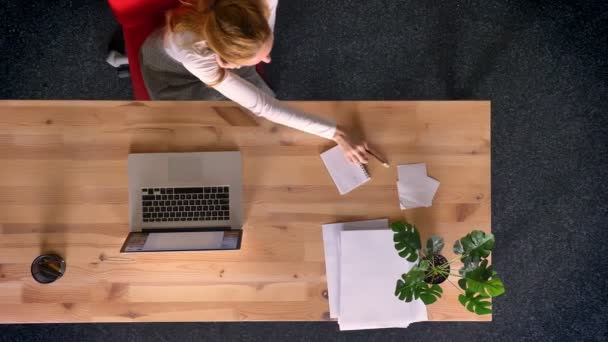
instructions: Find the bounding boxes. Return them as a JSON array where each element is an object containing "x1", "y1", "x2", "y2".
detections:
[{"x1": 391, "y1": 221, "x2": 505, "y2": 315}]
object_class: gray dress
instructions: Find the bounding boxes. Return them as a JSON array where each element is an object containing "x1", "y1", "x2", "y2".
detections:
[{"x1": 139, "y1": 28, "x2": 275, "y2": 100}]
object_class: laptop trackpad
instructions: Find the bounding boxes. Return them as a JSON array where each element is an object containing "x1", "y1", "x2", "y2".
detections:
[
  {"x1": 168, "y1": 155, "x2": 202, "y2": 182},
  {"x1": 143, "y1": 232, "x2": 224, "y2": 251}
]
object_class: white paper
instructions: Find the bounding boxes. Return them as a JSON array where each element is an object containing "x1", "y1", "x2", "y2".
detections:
[
  {"x1": 396, "y1": 163, "x2": 440, "y2": 210},
  {"x1": 321, "y1": 145, "x2": 371, "y2": 195},
  {"x1": 397, "y1": 177, "x2": 440, "y2": 209},
  {"x1": 322, "y1": 219, "x2": 389, "y2": 319},
  {"x1": 338, "y1": 229, "x2": 428, "y2": 330},
  {"x1": 409, "y1": 176, "x2": 440, "y2": 206},
  {"x1": 397, "y1": 163, "x2": 427, "y2": 180},
  {"x1": 398, "y1": 181, "x2": 426, "y2": 209}
]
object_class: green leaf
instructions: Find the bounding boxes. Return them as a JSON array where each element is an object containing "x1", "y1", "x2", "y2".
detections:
[
  {"x1": 419, "y1": 285, "x2": 443, "y2": 305},
  {"x1": 395, "y1": 279, "x2": 407, "y2": 299},
  {"x1": 459, "y1": 256, "x2": 481, "y2": 276},
  {"x1": 391, "y1": 221, "x2": 421, "y2": 262},
  {"x1": 458, "y1": 230, "x2": 495, "y2": 261},
  {"x1": 459, "y1": 291, "x2": 492, "y2": 315},
  {"x1": 418, "y1": 260, "x2": 431, "y2": 271},
  {"x1": 394, "y1": 265, "x2": 443, "y2": 305},
  {"x1": 467, "y1": 277, "x2": 505, "y2": 297},
  {"x1": 465, "y1": 260, "x2": 505, "y2": 297},
  {"x1": 425, "y1": 236, "x2": 444, "y2": 255},
  {"x1": 453, "y1": 240, "x2": 464, "y2": 254}
]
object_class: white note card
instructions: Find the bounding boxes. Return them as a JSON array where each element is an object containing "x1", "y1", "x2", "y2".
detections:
[
  {"x1": 397, "y1": 163, "x2": 427, "y2": 180},
  {"x1": 397, "y1": 163, "x2": 440, "y2": 209},
  {"x1": 321, "y1": 145, "x2": 371, "y2": 195}
]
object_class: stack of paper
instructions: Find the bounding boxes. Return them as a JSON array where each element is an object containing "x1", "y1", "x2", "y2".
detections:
[
  {"x1": 322, "y1": 219, "x2": 428, "y2": 330},
  {"x1": 397, "y1": 163, "x2": 440, "y2": 209}
]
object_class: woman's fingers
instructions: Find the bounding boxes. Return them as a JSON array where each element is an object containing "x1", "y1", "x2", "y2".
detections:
[
  {"x1": 346, "y1": 153, "x2": 356, "y2": 164},
  {"x1": 336, "y1": 133, "x2": 369, "y2": 164},
  {"x1": 346, "y1": 151, "x2": 366, "y2": 164},
  {"x1": 357, "y1": 153, "x2": 368, "y2": 164},
  {"x1": 342, "y1": 145, "x2": 369, "y2": 164},
  {"x1": 356, "y1": 145, "x2": 369, "y2": 163}
]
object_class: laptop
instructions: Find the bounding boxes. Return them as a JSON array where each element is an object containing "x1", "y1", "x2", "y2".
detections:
[{"x1": 120, "y1": 152, "x2": 243, "y2": 253}]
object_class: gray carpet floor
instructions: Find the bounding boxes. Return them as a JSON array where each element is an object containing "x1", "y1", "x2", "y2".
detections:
[{"x1": 1, "y1": 0, "x2": 607, "y2": 341}]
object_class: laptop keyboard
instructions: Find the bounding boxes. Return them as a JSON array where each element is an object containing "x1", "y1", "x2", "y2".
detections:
[{"x1": 141, "y1": 186, "x2": 230, "y2": 222}]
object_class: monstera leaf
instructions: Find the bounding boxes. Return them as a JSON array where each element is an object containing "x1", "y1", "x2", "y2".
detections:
[
  {"x1": 454, "y1": 230, "x2": 495, "y2": 276},
  {"x1": 453, "y1": 230, "x2": 495, "y2": 259},
  {"x1": 465, "y1": 260, "x2": 505, "y2": 297},
  {"x1": 391, "y1": 221, "x2": 421, "y2": 262},
  {"x1": 458, "y1": 257, "x2": 481, "y2": 276},
  {"x1": 394, "y1": 261, "x2": 443, "y2": 305},
  {"x1": 457, "y1": 278, "x2": 493, "y2": 315},
  {"x1": 424, "y1": 236, "x2": 444, "y2": 256},
  {"x1": 459, "y1": 291, "x2": 493, "y2": 315}
]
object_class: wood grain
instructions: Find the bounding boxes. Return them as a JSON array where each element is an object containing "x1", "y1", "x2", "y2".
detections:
[{"x1": 0, "y1": 100, "x2": 491, "y2": 323}]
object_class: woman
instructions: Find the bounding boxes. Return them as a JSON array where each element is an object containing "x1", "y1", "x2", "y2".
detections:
[{"x1": 140, "y1": 0, "x2": 368, "y2": 163}]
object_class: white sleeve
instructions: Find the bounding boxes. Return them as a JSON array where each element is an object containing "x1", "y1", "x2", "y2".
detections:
[
  {"x1": 213, "y1": 71, "x2": 336, "y2": 139},
  {"x1": 267, "y1": 0, "x2": 278, "y2": 31},
  {"x1": 178, "y1": 49, "x2": 336, "y2": 139}
]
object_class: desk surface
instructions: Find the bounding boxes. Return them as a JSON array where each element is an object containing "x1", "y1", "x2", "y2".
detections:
[{"x1": 0, "y1": 100, "x2": 490, "y2": 323}]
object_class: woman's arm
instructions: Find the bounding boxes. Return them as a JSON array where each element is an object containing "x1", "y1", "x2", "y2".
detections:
[
  {"x1": 214, "y1": 72, "x2": 368, "y2": 163},
  {"x1": 213, "y1": 71, "x2": 336, "y2": 139},
  {"x1": 181, "y1": 55, "x2": 368, "y2": 162},
  {"x1": 216, "y1": 72, "x2": 369, "y2": 163},
  {"x1": 175, "y1": 40, "x2": 368, "y2": 162}
]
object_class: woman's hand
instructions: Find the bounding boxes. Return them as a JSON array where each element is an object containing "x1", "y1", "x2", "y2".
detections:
[{"x1": 333, "y1": 127, "x2": 369, "y2": 164}]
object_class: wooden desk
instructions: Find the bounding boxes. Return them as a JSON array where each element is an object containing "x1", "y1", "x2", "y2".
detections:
[{"x1": 0, "y1": 101, "x2": 490, "y2": 323}]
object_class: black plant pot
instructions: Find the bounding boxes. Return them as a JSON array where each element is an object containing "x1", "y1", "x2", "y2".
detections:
[{"x1": 423, "y1": 254, "x2": 450, "y2": 284}]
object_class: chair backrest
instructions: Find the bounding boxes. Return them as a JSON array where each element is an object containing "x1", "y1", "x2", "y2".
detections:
[
  {"x1": 108, "y1": 0, "x2": 179, "y2": 100},
  {"x1": 108, "y1": 0, "x2": 265, "y2": 99},
  {"x1": 108, "y1": 0, "x2": 178, "y2": 28}
]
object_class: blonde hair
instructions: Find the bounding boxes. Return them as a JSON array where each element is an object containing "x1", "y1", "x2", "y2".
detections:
[{"x1": 167, "y1": 0, "x2": 272, "y2": 85}]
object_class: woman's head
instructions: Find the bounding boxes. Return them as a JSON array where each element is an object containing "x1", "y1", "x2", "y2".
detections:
[{"x1": 167, "y1": 0, "x2": 273, "y2": 68}]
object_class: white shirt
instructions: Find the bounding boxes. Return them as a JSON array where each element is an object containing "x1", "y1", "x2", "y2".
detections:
[{"x1": 163, "y1": 0, "x2": 336, "y2": 139}]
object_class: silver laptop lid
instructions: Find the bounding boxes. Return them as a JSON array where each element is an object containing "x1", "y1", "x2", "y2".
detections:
[{"x1": 127, "y1": 152, "x2": 243, "y2": 232}]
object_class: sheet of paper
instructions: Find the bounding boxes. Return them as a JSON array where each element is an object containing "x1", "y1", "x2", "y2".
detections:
[
  {"x1": 338, "y1": 229, "x2": 428, "y2": 330},
  {"x1": 396, "y1": 163, "x2": 440, "y2": 209},
  {"x1": 321, "y1": 145, "x2": 371, "y2": 195},
  {"x1": 397, "y1": 163, "x2": 427, "y2": 180},
  {"x1": 398, "y1": 181, "x2": 426, "y2": 209},
  {"x1": 321, "y1": 219, "x2": 389, "y2": 319},
  {"x1": 398, "y1": 176, "x2": 440, "y2": 209},
  {"x1": 397, "y1": 163, "x2": 428, "y2": 209}
]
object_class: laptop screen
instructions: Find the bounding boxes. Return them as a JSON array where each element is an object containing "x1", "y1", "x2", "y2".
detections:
[{"x1": 120, "y1": 230, "x2": 242, "y2": 252}]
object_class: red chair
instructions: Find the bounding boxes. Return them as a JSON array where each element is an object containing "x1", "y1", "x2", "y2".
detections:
[
  {"x1": 108, "y1": 0, "x2": 178, "y2": 100},
  {"x1": 108, "y1": 0, "x2": 266, "y2": 100}
]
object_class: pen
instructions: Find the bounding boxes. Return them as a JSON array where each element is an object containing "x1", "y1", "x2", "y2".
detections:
[
  {"x1": 43, "y1": 259, "x2": 62, "y2": 273},
  {"x1": 365, "y1": 147, "x2": 390, "y2": 168}
]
